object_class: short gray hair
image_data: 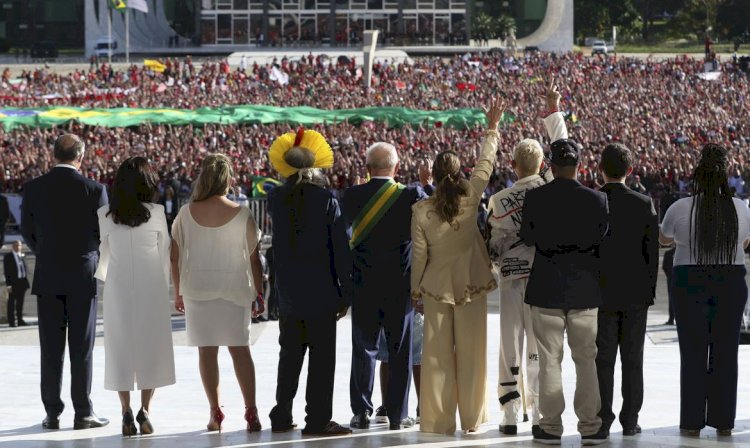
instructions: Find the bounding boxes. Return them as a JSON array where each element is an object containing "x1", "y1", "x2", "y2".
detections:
[
  {"x1": 54, "y1": 134, "x2": 86, "y2": 163},
  {"x1": 366, "y1": 142, "x2": 399, "y2": 170}
]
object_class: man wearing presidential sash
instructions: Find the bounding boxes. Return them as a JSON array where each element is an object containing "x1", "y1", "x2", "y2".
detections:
[{"x1": 344, "y1": 143, "x2": 433, "y2": 430}]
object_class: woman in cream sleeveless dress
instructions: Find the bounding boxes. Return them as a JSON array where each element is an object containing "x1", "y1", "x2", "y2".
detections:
[{"x1": 170, "y1": 154, "x2": 265, "y2": 433}]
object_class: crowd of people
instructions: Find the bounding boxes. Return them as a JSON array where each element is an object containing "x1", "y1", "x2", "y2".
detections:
[{"x1": 2, "y1": 51, "x2": 750, "y2": 218}]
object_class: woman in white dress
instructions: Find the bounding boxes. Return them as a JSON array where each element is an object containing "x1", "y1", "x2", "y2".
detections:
[
  {"x1": 95, "y1": 157, "x2": 176, "y2": 437},
  {"x1": 170, "y1": 153, "x2": 265, "y2": 433}
]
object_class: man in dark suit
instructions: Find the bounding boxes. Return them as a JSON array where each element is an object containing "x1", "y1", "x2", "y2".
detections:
[
  {"x1": 343, "y1": 143, "x2": 432, "y2": 430},
  {"x1": 596, "y1": 143, "x2": 659, "y2": 437},
  {"x1": 21, "y1": 134, "x2": 109, "y2": 430},
  {"x1": 520, "y1": 138, "x2": 610, "y2": 445},
  {"x1": 4, "y1": 240, "x2": 30, "y2": 327},
  {"x1": 267, "y1": 165, "x2": 352, "y2": 436}
]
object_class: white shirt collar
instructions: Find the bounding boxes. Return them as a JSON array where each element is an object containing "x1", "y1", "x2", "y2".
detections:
[
  {"x1": 55, "y1": 164, "x2": 79, "y2": 171},
  {"x1": 371, "y1": 176, "x2": 393, "y2": 180}
]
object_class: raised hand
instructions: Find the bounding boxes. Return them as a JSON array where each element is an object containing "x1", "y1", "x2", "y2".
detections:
[
  {"x1": 545, "y1": 80, "x2": 562, "y2": 112},
  {"x1": 482, "y1": 97, "x2": 506, "y2": 131},
  {"x1": 419, "y1": 158, "x2": 433, "y2": 186}
]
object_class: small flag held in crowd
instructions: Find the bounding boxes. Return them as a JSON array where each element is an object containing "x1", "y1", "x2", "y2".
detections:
[
  {"x1": 144, "y1": 59, "x2": 166, "y2": 73},
  {"x1": 252, "y1": 176, "x2": 283, "y2": 197}
]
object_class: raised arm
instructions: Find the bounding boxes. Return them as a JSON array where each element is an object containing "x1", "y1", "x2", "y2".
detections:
[
  {"x1": 469, "y1": 97, "x2": 506, "y2": 195},
  {"x1": 543, "y1": 81, "x2": 568, "y2": 142},
  {"x1": 541, "y1": 82, "x2": 567, "y2": 182}
]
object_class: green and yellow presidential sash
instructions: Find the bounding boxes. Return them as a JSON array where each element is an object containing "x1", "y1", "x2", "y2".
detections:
[{"x1": 349, "y1": 179, "x2": 406, "y2": 249}]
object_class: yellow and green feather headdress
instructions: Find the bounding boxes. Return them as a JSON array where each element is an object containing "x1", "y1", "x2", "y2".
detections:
[{"x1": 269, "y1": 128, "x2": 334, "y2": 178}]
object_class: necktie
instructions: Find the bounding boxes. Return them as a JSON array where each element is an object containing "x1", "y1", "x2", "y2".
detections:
[{"x1": 17, "y1": 254, "x2": 25, "y2": 278}]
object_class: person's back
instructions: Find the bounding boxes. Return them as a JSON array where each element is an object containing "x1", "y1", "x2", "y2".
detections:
[
  {"x1": 174, "y1": 200, "x2": 256, "y2": 302},
  {"x1": 23, "y1": 163, "x2": 106, "y2": 296},
  {"x1": 269, "y1": 182, "x2": 349, "y2": 317},
  {"x1": 522, "y1": 178, "x2": 609, "y2": 308},
  {"x1": 598, "y1": 183, "x2": 658, "y2": 308},
  {"x1": 343, "y1": 181, "x2": 425, "y2": 296}
]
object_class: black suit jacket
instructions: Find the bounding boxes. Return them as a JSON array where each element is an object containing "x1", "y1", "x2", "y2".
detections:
[
  {"x1": 598, "y1": 183, "x2": 659, "y2": 311},
  {"x1": 0, "y1": 195, "x2": 9, "y2": 225},
  {"x1": 3, "y1": 252, "x2": 29, "y2": 289},
  {"x1": 342, "y1": 179, "x2": 431, "y2": 302},
  {"x1": 267, "y1": 183, "x2": 352, "y2": 318},
  {"x1": 21, "y1": 167, "x2": 108, "y2": 297},
  {"x1": 521, "y1": 178, "x2": 609, "y2": 309}
]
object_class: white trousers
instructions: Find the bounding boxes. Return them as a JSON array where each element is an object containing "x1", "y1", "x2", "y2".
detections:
[{"x1": 498, "y1": 278, "x2": 540, "y2": 425}]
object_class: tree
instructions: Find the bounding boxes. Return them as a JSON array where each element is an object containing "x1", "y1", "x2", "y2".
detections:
[
  {"x1": 496, "y1": 15, "x2": 517, "y2": 41},
  {"x1": 472, "y1": 12, "x2": 496, "y2": 39},
  {"x1": 716, "y1": 0, "x2": 750, "y2": 39},
  {"x1": 668, "y1": 0, "x2": 724, "y2": 40}
]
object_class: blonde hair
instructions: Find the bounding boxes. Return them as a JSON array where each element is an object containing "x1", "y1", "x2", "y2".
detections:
[
  {"x1": 513, "y1": 139, "x2": 544, "y2": 177},
  {"x1": 191, "y1": 153, "x2": 234, "y2": 202}
]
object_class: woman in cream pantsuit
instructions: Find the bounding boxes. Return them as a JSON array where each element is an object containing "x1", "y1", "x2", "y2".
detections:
[{"x1": 411, "y1": 99, "x2": 505, "y2": 435}]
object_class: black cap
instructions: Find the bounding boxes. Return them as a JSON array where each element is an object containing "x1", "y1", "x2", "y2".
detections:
[{"x1": 550, "y1": 139, "x2": 581, "y2": 167}]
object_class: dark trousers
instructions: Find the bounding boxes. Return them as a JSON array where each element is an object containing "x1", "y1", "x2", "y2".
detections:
[
  {"x1": 664, "y1": 268, "x2": 676, "y2": 323},
  {"x1": 37, "y1": 294, "x2": 97, "y2": 418},
  {"x1": 673, "y1": 265, "x2": 748, "y2": 430},
  {"x1": 269, "y1": 313, "x2": 337, "y2": 430},
  {"x1": 350, "y1": 298, "x2": 412, "y2": 423},
  {"x1": 267, "y1": 276, "x2": 279, "y2": 318},
  {"x1": 7, "y1": 284, "x2": 27, "y2": 324},
  {"x1": 596, "y1": 306, "x2": 648, "y2": 430}
]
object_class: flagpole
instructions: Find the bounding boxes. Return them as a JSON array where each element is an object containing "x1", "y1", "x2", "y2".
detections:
[
  {"x1": 125, "y1": 9, "x2": 130, "y2": 65},
  {"x1": 107, "y1": 5, "x2": 112, "y2": 65}
]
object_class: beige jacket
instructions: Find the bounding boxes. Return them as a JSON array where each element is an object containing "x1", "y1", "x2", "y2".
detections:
[{"x1": 410, "y1": 131, "x2": 498, "y2": 305}]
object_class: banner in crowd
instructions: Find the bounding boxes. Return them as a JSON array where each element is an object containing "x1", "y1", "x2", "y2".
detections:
[{"x1": 0, "y1": 106, "x2": 510, "y2": 130}]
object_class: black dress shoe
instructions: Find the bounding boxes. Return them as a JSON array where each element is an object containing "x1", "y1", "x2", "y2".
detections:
[
  {"x1": 42, "y1": 416, "x2": 60, "y2": 430},
  {"x1": 9, "y1": 322, "x2": 16, "y2": 328},
  {"x1": 17, "y1": 320, "x2": 28, "y2": 326},
  {"x1": 256, "y1": 316, "x2": 268, "y2": 322},
  {"x1": 74, "y1": 413, "x2": 110, "y2": 430},
  {"x1": 499, "y1": 424, "x2": 517, "y2": 435},
  {"x1": 350, "y1": 413, "x2": 370, "y2": 429},
  {"x1": 623, "y1": 424, "x2": 641, "y2": 436}
]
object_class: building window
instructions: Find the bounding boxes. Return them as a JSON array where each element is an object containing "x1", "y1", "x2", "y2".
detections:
[{"x1": 201, "y1": 16, "x2": 216, "y2": 44}]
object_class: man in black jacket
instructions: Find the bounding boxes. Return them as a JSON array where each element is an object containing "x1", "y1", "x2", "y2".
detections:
[
  {"x1": 21, "y1": 134, "x2": 109, "y2": 430},
  {"x1": 4, "y1": 240, "x2": 30, "y2": 327},
  {"x1": 521, "y1": 138, "x2": 609, "y2": 445},
  {"x1": 0, "y1": 190, "x2": 9, "y2": 247},
  {"x1": 595, "y1": 143, "x2": 659, "y2": 437}
]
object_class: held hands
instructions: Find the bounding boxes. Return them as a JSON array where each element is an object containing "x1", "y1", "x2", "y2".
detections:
[
  {"x1": 412, "y1": 299, "x2": 424, "y2": 314},
  {"x1": 174, "y1": 294, "x2": 185, "y2": 314},
  {"x1": 482, "y1": 97, "x2": 506, "y2": 131},
  {"x1": 545, "y1": 80, "x2": 562, "y2": 113},
  {"x1": 252, "y1": 293, "x2": 265, "y2": 318}
]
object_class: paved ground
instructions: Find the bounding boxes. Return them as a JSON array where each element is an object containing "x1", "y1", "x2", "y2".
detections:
[{"x1": 0, "y1": 247, "x2": 749, "y2": 447}]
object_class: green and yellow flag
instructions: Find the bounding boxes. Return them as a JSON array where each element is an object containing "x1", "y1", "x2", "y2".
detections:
[{"x1": 110, "y1": 0, "x2": 126, "y2": 10}]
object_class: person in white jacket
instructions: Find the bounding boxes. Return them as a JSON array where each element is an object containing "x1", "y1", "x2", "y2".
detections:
[{"x1": 487, "y1": 82, "x2": 569, "y2": 435}]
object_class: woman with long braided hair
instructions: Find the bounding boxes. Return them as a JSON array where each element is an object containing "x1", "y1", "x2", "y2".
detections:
[{"x1": 660, "y1": 143, "x2": 750, "y2": 437}]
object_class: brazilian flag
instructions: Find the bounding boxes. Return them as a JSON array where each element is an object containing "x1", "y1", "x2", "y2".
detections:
[
  {"x1": 110, "y1": 0, "x2": 126, "y2": 9},
  {"x1": 252, "y1": 176, "x2": 282, "y2": 197}
]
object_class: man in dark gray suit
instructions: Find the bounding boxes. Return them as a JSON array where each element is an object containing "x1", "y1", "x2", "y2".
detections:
[
  {"x1": 596, "y1": 143, "x2": 659, "y2": 437},
  {"x1": 21, "y1": 134, "x2": 110, "y2": 430}
]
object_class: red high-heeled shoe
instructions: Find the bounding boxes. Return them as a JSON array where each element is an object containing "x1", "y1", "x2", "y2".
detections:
[
  {"x1": 207, "y1": 406, "x2": 225, "y2": 432},
  {"x1": 245, "y1": 406, "x2": 262, "y2": 433}
]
